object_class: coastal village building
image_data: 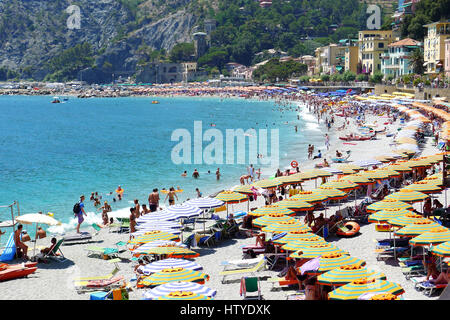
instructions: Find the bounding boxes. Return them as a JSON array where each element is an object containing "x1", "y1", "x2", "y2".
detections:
[
  {"x1": 381, "y1": 38, "x2": 422, "y2": 79},
  {"x1": 315, "y1": 44, "x2": 352, "y2": 75},
  {"x1": 345, "y1": 46, "x2": 359, "y2": 74},
  {"x1": 299, "y1": 55, "x2": 316, "y2": 76},
  {"x1": 193, "y1": 32, "x2": 208, "y2": 59},
  {"x1": 358, "y1": 30, "x2": 394, "y2": 75},
  {"x1": 392, "y1": 0, "x2": 422, "y2": 30},
  {"x1": 445, "y1": 39, "x2": 450, "y2": 78},
  {"x1": 423, "y1": 21, "x2": 450, "y2": 75}
]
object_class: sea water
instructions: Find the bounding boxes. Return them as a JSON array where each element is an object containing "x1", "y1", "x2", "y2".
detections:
[{"x1": 0, "y1": 95, "x2": 326, "y2": 239}]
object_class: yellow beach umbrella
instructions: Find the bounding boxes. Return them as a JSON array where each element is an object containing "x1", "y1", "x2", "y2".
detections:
[
  {"x1": 290, "y1": 243, "x2": 348, "y2": 259},
  {"x1": 431, "y1": 241, "x2": 450, "y2": 257},
  {"x1": 318, "y1": 264, "x2": 387, "y2": 286},
  {"x1": 306, "y1": 253, "x2": 366, "y2": 275},
  {"x1": 157, "y1": 291, "x2": 212, "y2": 300},
  {"x1": 215, "y1": 191, "x2": 248, "y2": 203},
  {"x1": 397, "y1": 137, "x2": 417, "y2": 144},
  {"x1": 129, "y1": 230, "x2": 179, "y2": 244},
  {"x1": 387, "y1": 212, "x2": 425, "y2": 227},
  {"x1": 262, "y1": 220, "x2": 311, "y2": 233},
  {"x1": 291, "y1": 191, "x2": 329, "y2": 204},
  {"x1": 276, "y1": 199, "x2": 314, "y2": 212},
  {"x1": 366, "y1": 199, "x2": 413, "y2": 213},
  {"x1": 281, "y1": 236, "x2": 327, "y2": 251},
  {"x1": 402, "y1": 182, "x2": 442, "y2": 194},
  {"x1": 394, "y1": 219, "x2": 442, "y2": 237},
  {"x1": 252, "y1": 213, "x2": 296, "y2": 228},
  {"x1": 338, "y1": 164, "x2": 363, "y2": 172},
  {"x1": 376, "y1": 168, "x2": 402, "y2": 178},
  {"x1": 368, "y1": 208, "x2": 412, "y2": 223},
  {"x1": 409, "y1": 227, "x2": 450, "y2": 246},
  {"x1": 316, "y1": 187, "x2": 349, "y2": 201},
  {"x1": 328, "y1": 278, "x2": 404, "y2": 300},
  {"x1": 248, "y1": 205, "x2": 294, "y2": 217},
  {"x1": 272, "y1": 230, "x2": 316, "y2": 245},
  {"x1": 277, "y1": 174, "x2": 304, "y2": 186},
  {"x1": 342, "y1": 174, "x2": 375, "y2": 186},
  {"x1": 321, "y1": 180, "x2": 359, "y2": 192},
  {"x1": 252, "y1": 178, "x2": 283, "y2": 189},
  {"x1": 384, "y1": 189, "x2": 429, "y2": 203},
  {"x1": 232, "y1": 185, "x2": 254, "y2": 195},
  {"x1": 302, "y1": 169, "x2": 334, "y2": 178},
  {"x1": 359, "y1": 170, "x2": 392, "y2": 181},
  {"x1": 388, "y1": 164, "x2": 413, "y2": 172},
  {"x1": 139, "y1": 267, "x2": 209, "y2": 287}
]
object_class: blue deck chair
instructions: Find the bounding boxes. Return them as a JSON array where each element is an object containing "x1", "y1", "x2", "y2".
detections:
[{"x1": 0, "y1": 233, "x2": 16, "y2": 262}]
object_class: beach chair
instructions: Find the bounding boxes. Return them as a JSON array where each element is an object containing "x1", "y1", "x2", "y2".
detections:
[
  {"x1": 416, "y1": 280, "x2": 447, "y2": 296},
  {"x1": 183, "y1": 234, "x2": 195, "y2": 249},
  {"x1": 198, "y1": 234, "x2": 217, "y2": 247},
  {"x1": 73, "y1": 267, "x2": 119, "y2": 283},
  {"x1": 221, "y1": 255, "x2": 264, "y2": 272},
  {"x1": 401, "y1": 264, "x2": 426, "y2": 280},
  {"x1": 0, "y1": 234, "x2": 16, "y2": 262},
  {"x1": 267, "y1": 276, "x2": 299, "y2": 291},
  {"x1": 220, "y1": 256, "x2": 267, "y2": 283},
  {"x1": 91, "y1": 223, "x2": 102, "y2": 236},
  {"x1": 108, "y1": 222, "x2": 122, "y2": 233},
  {"x1": 85, "y1": 246, "x2": 119, "y2": 259},
  {"x1": 119, "y1": 219, "x2": 130, "y2": 233},
  {"x1": 74, "y1": 276, "x2": 125, "y2": 294},
  {"x1": 240, "y1": 276, "x2": 261, "y2": 300},
  {"x1": 42, "y1": 238, "x2": 65, "y2": 262}
]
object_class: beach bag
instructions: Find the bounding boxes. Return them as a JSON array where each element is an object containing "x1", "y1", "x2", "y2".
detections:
[{"x1": 73, "y1": 202, "x2": 81, "y2": 214}]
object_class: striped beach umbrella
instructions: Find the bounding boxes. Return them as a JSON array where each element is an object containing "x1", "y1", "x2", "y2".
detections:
[
  {"x1": 366, "y1": 199, "x2": 413, "y2": 213},
  {"x1": 374, "y1": 156, "x2": 393, "y2": 163},
  {"x1": 394, "y1": 219, "x2": 442, "y2": 237},
  {"x1": 384, "y1": 189, "x2": 429, "y2": 203},
  {"x1": 163, "y1": 204, "x2": 203, "y2": 219},
  {"x1": 291, "y1": 191, "x2": 329, "y2": 204},
  {"x1": 368, "y1": 293, "x2": 401, "y2": 300},
  {"x1": 290, "y1": 243, "x2": 347, "y2": 259},
  {"x1": 276, "y1": 199, "x2": 314, "y2": 212},
  {"x1": 337, "y1": 167, "x2": 358, "y2": 175},
  {"x1": 281, "y1": 236, "x2": 327, "y2": 251},
  {"x1": 317, "y1": 265, "x2": 387, "y2": 286},
  {"x1": 397, "y1": 137, "x2": 417, "y2": 144},
  {"x1": 387, "y1": 164, "x2": 413, "y2": 172},
  {"x1": 316, "y1": 187, "x2": 348, "y2": 200},
  {"x1": 253, "y1": 213, "x2": 296, "y2": 228},
  {"x1": 139, "y1": 267, "x2": 209, "y2": 287},
  {"x1": 140, "y1": 259, "x2": 203, "y2": 274},
  {"x1": 368, "y1": 208, "x2": 411, "y2": 223},
  {"x1": 143, "y1": 282, "x2": 217, "y2": 300},
  {"x1": 376, "y1": 168, "x2": 402, "y2": 178},
  {"x1": 136, "y1": 220, "x2": 182, "y2": 230},
  {"x1": 359, "y1": 170, "x2": 392, "y2": 181},
  {"x1": 387, "y1": 212, "x2": 425, "y2": 227},
  {"x1": 278, "y1": 174, "x2": 304, "y2": 186},
  {"x1": 302, "y1": 169, "x2": 334, "y2": 178},
  {"x1": 262, "y1": 220, "x2": 311, "y2": 233},
  {"x1": 423, "y1": 176, "x2": 444, "y2": 186},
  {"x1": 184, "y1": 197, "x2": 224, "y2": 209},
  {"x1": 215, "y1": 191, "x2": 248, "y2": 204},
  {"x1": 342, "y1": 174, "x2": 375, "y2": 186},
  {"x1": 232, "y1": 185, "x2": 254, "y2": 195},
  {"x1": 137, "y1": 211, "x2": 179, "y2": 222},
  {"x1": 157, "y1": 291, "x2": 211, "y2": 300},
  {"x1": 328, "y1": 278, "x2": 404, "y2": 300},
  {"x1": 395, "y1": 148, "x2": 416, "y2": 155},
  {"x1": 402, "y1": 182, "x2": 442, "y2": 194},
  {"x1": 306, "y1": 253, "x2": 366, "y2": 275},
  {"x1": 272, "y1": 230, "x2": 316, "y2": 245},
  {"x1": 248, "y1": 205, "x2": 294, "y2": 217},
  {"x1": 132, "y1": 228, "x2": 182, "y2": 236},
  {"x1": 410, "y1": 227, "x2": 450, "y2": 247},
  {"x1": 352, "y1": 159, "x2": 382, "y2": 167},
  {"x1": 321, "y1": 180, "x2": 359, "y2": 192},
  {"x1": 132, "y1": 241, "x2": 186, "y2": 254},
  {"x1": 338, "y1": 164, "x2": 363, "y2": 172},
  {"x1": 406, "y1": 158, "x2": 432, "y2": 168},
  {"x1": 252, "y1": 178, "x2": 283, "y2": 189},
  {"x1": 129, "y1": 230, "x2": 179, "y2": 244},
  {"x1": 133, "y1": 246, "x2": 200, "y2": 259},
  {"x1": 431, "y1": 241, "x2": 450, "y2": 257}
]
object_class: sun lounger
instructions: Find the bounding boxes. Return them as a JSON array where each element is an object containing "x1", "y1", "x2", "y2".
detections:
[
  {"x1": 401, "y1": 264, "x2": 426, "y2": 280},
  {"x1": 416, "y1": 280, "x2": 447, "y2": 296},
  {"x1": 240, "y1": 276, "x2": 262, "y2": 300},
  {"x1": 85, "y1": 246, "x2": 119, "y2": 259},
  {"x1": 74, "y1": 276, "x2": 125, "y2": 293},
  {"x1": 221, "y1": 255, "x2": 264, "y2": 271},
  {"x1": 242, "y1": 245, "x2": 265, "y2": 256},
  {"x1": 63, "y1": 232, "x2": 92, "y2": 244},
  {"x1": 91, "y1": 223, "x2": 102, "y2": 235},
  {"x1": 0, "y1": 234, "x2": 16, "y2": 262},
  {"x1": 73, "y1": 267, "x2": 119, "y2": 283},
  {"x1": 219, "y1": 257, "x2": 266, "y2": 283}
]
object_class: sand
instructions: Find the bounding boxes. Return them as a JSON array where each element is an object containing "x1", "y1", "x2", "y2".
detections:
[{"x1": 0, "y1": 100, "x2": 445, "y2": 300}]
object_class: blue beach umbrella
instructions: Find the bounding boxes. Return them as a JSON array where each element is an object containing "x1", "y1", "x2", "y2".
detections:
[
  {"x1": 164, "y1": 204, "x2": 203, "y2": 219},
  {"x1": 140, "y1": 258, "x2": 203, "y2": 274},
  {"x1": 143, "y1": 281, "x2": 216, "y2": 300}
]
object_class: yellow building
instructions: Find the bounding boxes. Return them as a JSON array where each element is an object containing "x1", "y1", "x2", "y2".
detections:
[
  {"x1": 358, "y1": 30, "x2": 394, "y2": 75},
  {"x1": 424, "y1": 21, "x2": 450, "y2": 75},
  {"x1": 315, "y1": 44, "x2": 348, "y2": 75},
  {"x1": 345, "y1": 46, "x2": 359, "y2": 74}
]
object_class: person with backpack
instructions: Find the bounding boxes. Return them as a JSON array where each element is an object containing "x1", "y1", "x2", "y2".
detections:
[{"x1": 74, "y1": 195, "x2": 87, "y2": 234}]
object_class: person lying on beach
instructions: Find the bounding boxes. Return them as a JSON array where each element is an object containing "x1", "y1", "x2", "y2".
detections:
[
  {"x1": 14, "y1": 224, "x2": 29, "y2": 260},
  {"x1": 429, "y1": 268, "x2": 449, "y2": 285},
  {"x1": 40, "y1": 237, "x2": 57, "y2": 256}
]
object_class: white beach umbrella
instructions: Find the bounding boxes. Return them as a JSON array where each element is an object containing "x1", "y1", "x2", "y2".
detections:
[
  {"x1": 139, "y1": 258, "x2": 202, "y2": 274},
  {"x1": 143, "y1": 282, "x2": 216, "y2": 300},
  {"x1": 132, "y1": 227, "x2": 182, "y2": 236},
  {"x1": 163, "y1": 204, "x2": 203, "y2": 219},
  {"x1": 397, "y1": 144, "x2": 420, "y2": 152},
  {"x1": 184, "y1": 197, "x2": 224, "y2": 209},
  {"x1": 352, "y1": 159, "x2": 382, "y2": 167},
  {"x1": 322, "y1": 167, "x2": 344, "y2": 175},
  {"x1": 136, "y1": 211, "x2": 179, "y2": 223},
  {"x1": 136, "y1": 221, "x2": 182, "y2": 230}
]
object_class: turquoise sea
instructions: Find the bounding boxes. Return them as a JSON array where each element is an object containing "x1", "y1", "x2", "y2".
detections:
[{"x1": 0, "y1": 95, "x2": 326, "y2": 240}]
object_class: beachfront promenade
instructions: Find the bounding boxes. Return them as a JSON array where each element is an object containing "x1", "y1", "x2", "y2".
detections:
[{"x1": 1, "y1": 91, "x2": 450, "y2": 301}]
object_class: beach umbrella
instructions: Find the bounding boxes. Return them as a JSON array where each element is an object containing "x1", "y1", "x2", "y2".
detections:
[
  {"x1": 321, "y1": 167, "x2": 344, "y2": 175},
  {"x1": 409, "y1": 227, "x2": 450, "y2": 247},
  {"x1": 139, "y1": 267, "x2": 209, "y2": 287},
  {"x1": 252, "y1": 178, "x2": 283, "y2": 189},
  {"x1": 359, "y1": 170, "x2": 392, "y2": 181},
  {"x1": 277, "y1": 174, "x2": 304, "y2": 186},
  {"x1": 406, "y1": 159, "x2": 433, "y2": 168},
  {"x1": 376, "y1": 168, "x2": 402, "y2": 178},
  {"x1": 394, "y1": 219, "x2": 442, "y2": 237},
  {"x1": 431, "y1": 241, "x2": 450, "y2": 257},
  {"x1": 338, "y1": 164, "x2": 363, "y2": 172},
  {"x1": 422, "y1": 176, "x2": 444, "y2": 186},
  {"x1": 291, "y1": 191, "x2": 329, "y2": 204},
  {"x1": 157, "y1": 291, "x2": 211, "y2": 300},
  {"x1": 133, "y1": 246, "x2": 200, "y2": 258},
  {"x1": 317, "y1": 265, "x2": 387, "y2": 286},
  {"x1": 276, "y1": 199, "x2": 314, "y2": 212},
  {"x1": 328, "y1": 278, "x2": 404, "y2": 300},
  {"x1": 362, "y1": 293, "x2": 401, "y2": 300},
  {"x1": 335, "y1": 167, "x2": 357, "y2": 175},
  {"x1": 184, "y1": 197, "x2": 224, "y2": 209},
  {"x1": 232, "y1": 185, "x2": 254, "y2": 195},
  {"x1": 137, "y1": 211, "x2": 179, "y2": 222},
  {"x1": 398, "y1": 144, "x2": 419, "y2": 153},
  {"x1": 321, "y1": 180, "x2": 359, "y2": 192},
  {"x1": 281, "y1": 236, "x2": 327, "y2": 251},
  {"x1": 272, "y1": 230, "x2": 316, "y2": 245},
  {"x1": 290, "y1": 243, "x2": 348, "y2": 259},
  {"x1": 305, "y1": 253, "x2": 366, "y2": 275},
  {"x1": 397, "y1": 137, "x2": 418, "y2": 144},
  {"x1": 128, "y1": 230, "x2": 179, "y2": 244},
  {"x1": 140, "y1": 258, "x2": 203, "y2": 274},
  {"x1": 215, "y1": 191, "x2": 247, "y2": 204},
  {"x1": 143, "y1": 281, "x2": 216, "y2": 300},
  {"x1": 15, "y1": 212, "x2": 61, "y2": 256},
  {"x1": 302, "y1": 169, "x2": 334, "y2": 178},
  {"x1": 352, "y1": 159, "x2": 382, "y2": 167},
  {"x1": 384, "y1": 189, "x2": 429, "y2": 203},
  {"x1": 132, "y1": 227, "x2": 182, "y2": 236},
  {"x1": 387, "y1": 164, "x2": 413, "y2": 172},
  {"x1": 342, "y1": 175, "x2": 375, "y2": 186},
  {"x1": 395, "y1": 148, "x2": 416, "y2": 155},
  {"x1": 316, "y1": 187, "x2": 348, "y2": 200},
  {"x1": 252, "y1": 213, "x2": 296, "y2": 228},
  {"x1": 402, "y1": 182, "x2": 442, "y2": 194},
  {"x1": 262, "y1": 220, "x2": 311, "y2": 233},
  {"x1": 136, "y1": 220, "x2": 182, "y2": 230},
  {"x1": 368, "y1": 208, "x2": 411, "y2": 223},
  {"x1": 387, "y1": 212, "x2": 424, "y2": 227},
  {"x1": 132, "y1": 241, "x2": 187, "y2": 253},
  {"x1": 163, "y1": 204, "x2": 203, "y2": 219},
  {"x1": 366, "y1": 199, "x2": 413, "y2": 213},
  {"x1": 248, "y1": 205, "x2": 294, "y2": 217},
  {"x1": 374, "y1": 156, "x2": 392, "y2": 163}
]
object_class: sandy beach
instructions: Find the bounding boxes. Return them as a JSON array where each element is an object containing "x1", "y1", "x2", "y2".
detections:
[{"x1": 1, "y1": 95, "x2": 448, "y2": 301}]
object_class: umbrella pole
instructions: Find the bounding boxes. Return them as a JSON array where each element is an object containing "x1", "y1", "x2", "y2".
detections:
[{"x1": 33, "y1": 223, "x2": 38, "y2": 258}]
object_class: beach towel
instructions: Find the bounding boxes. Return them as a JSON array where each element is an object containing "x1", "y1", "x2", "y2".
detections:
[
  {"x1": 0, "y1": 234, "x2": 16, "y2": 262},
  {"x1": 300, "y1": 257, "x2": 320, "y2": 275}
]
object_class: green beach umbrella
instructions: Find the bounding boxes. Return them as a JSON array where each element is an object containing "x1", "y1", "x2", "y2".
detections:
[
  {"x1": 366, "y1": 199, "x2": 413, "y2": 213},
  {"x1": 317, "y1": 264, "x2": 387, "y2": 286},
  {"x1": 431, "y1": 241, "x2": 450, "y2": 257},
  {"x1": 291, "y1": 191, "x2": 329, "y2": 204},
  {"x1": 306, "y1": 253, "x2": 366, "y2": 275},
  {"x1": 290, "y1": 243, "x2": 348, "y2": 259},
  {"x1": 252, "y1": 213, "x2": 296, "y2": 228},
  {"x1": 321, "y1": 180, "x2": 359, "y2": 192},
  {"x1": 384, "y1": 189, "x2": 429, "y2": 203},
  {"x1": 262, "y1": 220, "x2": 311, "y2": 233},
  {"x1": 272, "y1": 230, "x2": 316, "y2": 245},
  {"x1": 215, "y1": 191, "x2": 248, "y2": 203},
  {"x1": 409, "y1": 227, "x2": 450, "y2": 247},
  {"x1": 387, "y1": 212, "x2": 425, "y2": 227},
  {"x1": 316, "y1": 187, "x2": 349, "y2": 200},
  {"x1": 248, "y1": 205, "x2": 294, "y2": 217},
  {"x1": 328, "y1": 278, "x2": 404, "y2": 300},
  {"x1": 368, "y1": 208, "x2": 412, "y2": 223},
  {"x1": 281, "y1": 236, "x2": 327, "y2": 251},
  {"x1": 276, "y1": 199, "x2": 314, "y2": 212},
  {"x1": 252, "y1": 178, "x2": 283, "y2": 189},
  {"x1": 129, "y1": 230, "x2": 179, "y2": 244},
  {"x1": 394, "y1": 219, "x2": 442, "y2": 237},
  {"x1": 402, "y1": 182, "x2": 442, "y2": 194}
]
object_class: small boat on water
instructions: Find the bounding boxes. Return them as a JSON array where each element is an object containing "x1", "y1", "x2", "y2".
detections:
[
  {"x1": 151, "y1": 100, "x2": 160, "y2": 104},
  {"x1": 51, "y1": 97, "x2": 61, "y2": 103},
  {"x1": 0, "y1": 262, "x2": 37, "y2": 282}
]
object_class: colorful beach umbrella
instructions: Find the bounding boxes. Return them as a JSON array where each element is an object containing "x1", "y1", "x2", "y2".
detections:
[
  {"x1": 402, "y1": 182, "x2": 442, "y2": 194},
  {"x1": 140, "y1": 259, "x2": 203, "y2": 274},
  {"x1": 394, "y1": 219, "x2": 442, "y2": 237},
  {"x1": 342, "y1": 175, "x2": 375, "y2": 185},
  {"x1": 368, "y1": 208, "x2": 412, "y2": 223},
  {"x1": 272, "y1": 230, "x2": 316, "y2": 245},
  {"x1": 316, "y1": 187, "x2": 348, "y2": 200},
  {"x1": 137, "y1": 211, "x2": 179, "y2": 222},
  {"x1": 317, "y1": 265, "x2": 387, "y2": 286},
  {"x1": 387, "y1": 164, "x2": 413, "y2": 172},
  {"x1": 384, "y1": 189, "x2": 429, "y2": 203},
  {"x1": 184, "y1": 197, "x2": 224, "y2": 209},
  {"x1": 129, "y1": 230, "x2": 179, "y2": 244},
  {"x1": 163, "y1": 204, "x2": 203, "y2": 219},
  {"x1": 248, "y1": 205, "x2": 294, "y2": 217},
  {"x1": 431, "y1": 241, "x2": 450, "y2": 257},
  {"x1": 306, "y1": 253, "x2": 366, "y2": 275},
  {"x1": 278, "y1": 174, "x2": 304, "y2": 186},
  {"x1": 276, "y1": 199, "x2": 314, "y2": 212},
  {"x1": 366, "y1": 199, "x2": 413, "y2": 213},
  {"x1": 328, "y1": 278, "x2": 404, "y2": 300},
  {"x1": 409, "y1": 227, "x2": 450, "y2": 247},
  {"x1": 321, "y1": 180, "x2": 359, "y2": 192},
  {"x1": 139, "y1": 267, "x2": 209, "y2": 287},
  {"x1": 359, "y1": 170, "x2": 392, "y2": 181},
  {"x1": 252, "y1": 213, "x2": 296, "y2": 228},
  {"x1": 290, "y1": 243, "x2": 347, "y2": 259},
  {"x1": 302, "y1": 169, "x2": 333, "y2": 178},
  {"x1": 215, "y1": 191, "x2": 248, "y2": 204},
  {"x1": 262, "y1": 220, "x2": 311, "y2": 233},
  {"x1": 133, "y1": 246, "x2": 200, "y2": 259},
  {"x1": 252, "y1": 178, "x2": 283, "y2": 189},
  {"x1": 387, "y1": 212, "x2": 425, "y2": 227},
  {"x1": 232, "y1": 185, "x2": 254, "y2": 195},
  {"x1": 281, "y1": 236, "x2": 327, "y2": 251},
  {"x1": 291, "y1": 191, "x2": 329, "y2": 204},
  {"x1": 132, "y1": 241, "x2": 186, "y2": 254},
  {"x1": 143, "y1": 282, "x2": 216, "y2": 300},
  {"x1": 157, "y1": 291, "x2": 212, "y2": 300}
]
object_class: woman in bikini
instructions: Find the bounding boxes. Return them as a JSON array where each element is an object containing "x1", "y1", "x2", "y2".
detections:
[{"x1": 165, "y1": 187, "x2": 178, "y2": 206}]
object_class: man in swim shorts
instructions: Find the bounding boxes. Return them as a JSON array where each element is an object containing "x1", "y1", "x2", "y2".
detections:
[{"x1": 148, "y1": 188, "x2": 160, "y2": 212}]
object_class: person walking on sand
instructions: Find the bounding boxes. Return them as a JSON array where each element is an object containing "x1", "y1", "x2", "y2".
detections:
[
  {"x1": 325, "y1": 134, "x2": 330, "y2": 151},
  {"x1": 148, "y1": 188, "x2": 160, "y2": 212},
  {"x1": 216, "y1": 168, "x2": 221, "y2": 180},
  {"x1": 75, "y1": 195, "x2": 87, "y2": 234}
]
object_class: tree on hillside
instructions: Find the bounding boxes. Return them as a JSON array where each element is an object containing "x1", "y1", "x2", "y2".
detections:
[
  {"x1": 408, "y1": 48, "x2": 425, "y2": 75},
  {"x1": 169, "y1": 43, "x2": 195, "y2": 63}
]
